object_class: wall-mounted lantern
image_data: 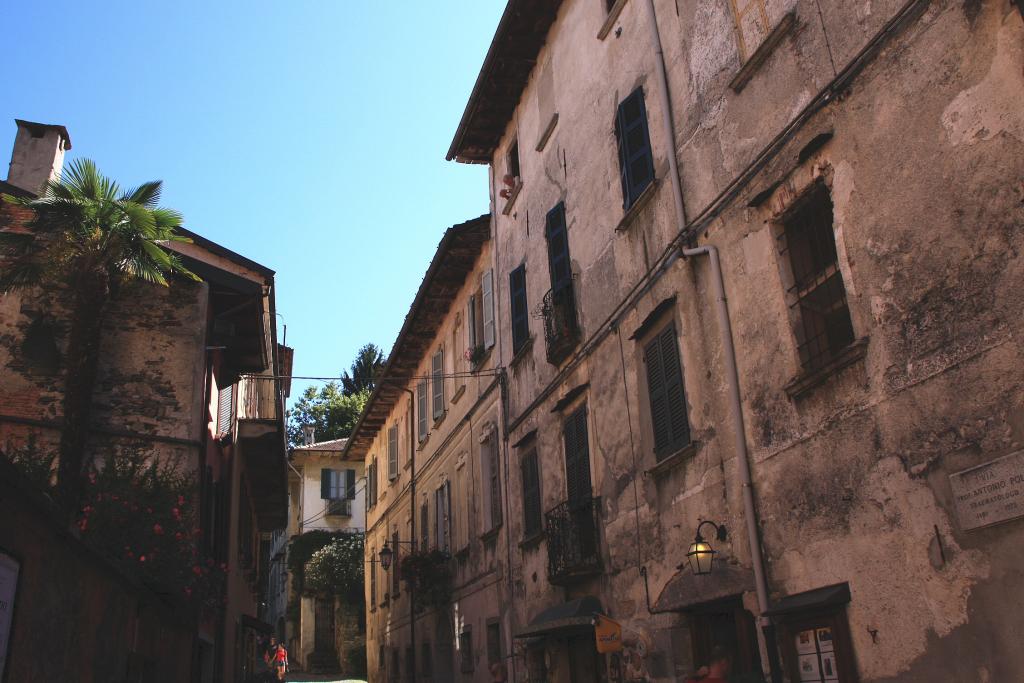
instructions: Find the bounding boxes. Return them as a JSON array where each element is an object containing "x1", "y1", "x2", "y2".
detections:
[{"x1": 686, "y1": 520, "x2": 728, "y2": 575}]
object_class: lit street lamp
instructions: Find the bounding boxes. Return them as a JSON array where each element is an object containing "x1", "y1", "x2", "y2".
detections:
[{"x1": 686, "y1": 520, "x2": 728, "y2": 575}]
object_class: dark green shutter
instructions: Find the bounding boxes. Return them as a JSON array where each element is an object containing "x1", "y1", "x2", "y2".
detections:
[
  {"x1": 321, "y1": 468, "x2": 331, "y2": 499},
  {"x1": 545, "y1": 203, "x2": 572, "y2": 290},
  {"x1": 417, "y1": 380, "x2": 428, "y2": 441},
  {"x1": 510, "y1": 265, "x2": 529, "y2": 353},
  {"x1": 563, "y1": 405, "x2": 592, "y2": 503},
  {"x1": 645, "y1": 324, "x2": 691, "y2": 458},
  {"x1": 345, "y1": 469, "x2": 356, "y2": 500},
  {"x1": 616, "y1": 87, "x2": 655, "y2": 209},
  {"x1": 521, "y1": 450, "x2": 541, "y2": 537}
]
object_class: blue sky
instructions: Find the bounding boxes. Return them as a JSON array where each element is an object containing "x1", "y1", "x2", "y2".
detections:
[{"x1": 1, "y1": 0, "x2": 501, "y2": 404}]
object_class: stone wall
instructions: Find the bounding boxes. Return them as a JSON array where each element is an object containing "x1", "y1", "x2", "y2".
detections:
[{"x1": 483, "y1": 0, "x2": 1024, "y2": 681}]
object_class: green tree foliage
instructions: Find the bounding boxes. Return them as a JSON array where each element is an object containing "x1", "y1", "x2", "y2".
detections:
[
  {"x1": 0, "y1": 160, "x2": 197, "y2": 513},
  {"x1": 286, "y1": 383, "x2": 369, "y2": 447},
  {"x1": 341, "y1": 343, "x2": 386, "y2": 395},
  {"x1": 304, "y1": 533, "x2": 365, "y2": 601}
]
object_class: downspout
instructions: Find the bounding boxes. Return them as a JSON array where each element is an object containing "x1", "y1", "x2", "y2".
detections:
[
  {"x1": 399, "y1": 386, "x2": 417, "y2": 683},
  {"x1": 681, "y1": 245, "x2": 781, "y2": 683},
  {"x1": 642, "y1": 1, "x2": 779, "y2": 678},
  {"x1": 641, "y1": 0, "x2": 688, "y2": 228}
]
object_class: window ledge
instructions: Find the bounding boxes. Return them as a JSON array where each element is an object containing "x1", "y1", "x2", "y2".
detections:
[
  {"x1": 535, "y1": 113, "x2": 558, "y2": 152},
  {"x1": 454, "y1": 545, "x2": 470, "y2": 560},
  {"x1": 501, "y1": 181, "x2": 523, "y2": 216},
  {"x1": 598, "y1": 0, "x2": 629, "y2": 40},
  {"x1": 433, "y1": 412, "x2": 447, "y2": 429},
  {"x1": 509, "y1": 336, "x2": 535, "y2": 370},
  {"x1": 784, "y1": 337, "x2": 869, "y2": 400},
  {"x1": 615, "y1": 179, "x2": 659, "y2": 233},
  {"x1": 451, "y1": 384, "x2": 467, "y2": 405},
  {"x1": 471, "y1": 345, "x2": 494, "y2": 372},
  {"x1": 519, "y1": 531, "x2": 545, "y2": 551},
  {"x1": 417, "y1": 434, "x2": 430, "y2": 452},
  {"x1": 645, "y1": 441, "x2": 700, "y2": 477},
  {"x1": 729, "y1": 12, "x2": 796, "y2": 93},
  {"x1": 479, "y1": 525, "x2": 502, "y2": 544}
]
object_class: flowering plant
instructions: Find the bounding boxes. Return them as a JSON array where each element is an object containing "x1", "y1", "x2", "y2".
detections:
[
  {"x1": 399, "y1": 548, "x2": 452, "y2": 611},
  {"x1": 75, "y1": 450, "x2": 225, "y2": 614}
]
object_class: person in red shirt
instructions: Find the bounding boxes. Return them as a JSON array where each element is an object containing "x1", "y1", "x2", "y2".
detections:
[
  {"x1": 686, "y1": 646, "x2": 731, "y2": 683},
  {"x1": 272, "y1": 642, "x2": 288, "y2": 681}
]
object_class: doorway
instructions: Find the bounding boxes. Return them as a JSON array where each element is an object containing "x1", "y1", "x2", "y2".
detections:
[
  {"x1": 568, "y1": 633, "x2": 606, "y2": 683},
  {"x1": 689, "y1": 599, "x2": 764, "y2": 680},
  {"x1": 314, "y1": 598, "x2": 335, "y2": 652}
]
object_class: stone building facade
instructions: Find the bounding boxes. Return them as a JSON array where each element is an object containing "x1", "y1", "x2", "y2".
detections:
[
  {"x1": 443, "y1": 1, "x2": 1024, "y2": 682},
  {"x1": 0, "y1": 120, "x2": 291, "y2": 683},
  {"x1": 349, "y1": 215, "x2": 519, "y2": 682}
]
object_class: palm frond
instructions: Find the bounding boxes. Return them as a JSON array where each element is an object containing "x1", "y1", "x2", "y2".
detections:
[
  {"x1": 0, "y1": 259, "x2": 44, "y2": 293},
  {"x1": 166, "y1": 251, "x2": 201, "y2": 281},
  {"x1": 150, "y1": 207, "x2": 184, "y2": 232},
  {"x1": 121, "y1": 180, "x2": 162, "y2": 207},
  {"x1": 117, "y1": 256, "x2": 169, "y2": 286}
]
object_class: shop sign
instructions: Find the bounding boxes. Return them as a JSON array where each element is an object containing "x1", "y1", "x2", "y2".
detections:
[
  {"x1": 594, "y1": 614, "x2": 622, "y2": 653},
  {"x1": 950, "y1": 450, "x2": 1024, "y2": 531}
]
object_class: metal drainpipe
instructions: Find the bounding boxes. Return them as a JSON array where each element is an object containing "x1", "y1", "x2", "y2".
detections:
[
  {"x1": 640, "y1": 0, "x2": 779, "y2": 676},
  {"x1": 399, "y1": 385, "x2": 417, "y2": 683},
  {"x1": 641, "y1": 0, "x2": 688, "y2": 229},
  {"x1": 681, "y1": 245, "x2": 781, "y2": 683}
]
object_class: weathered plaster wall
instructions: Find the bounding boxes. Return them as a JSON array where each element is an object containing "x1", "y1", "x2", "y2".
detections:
[{"x1": 487, "y1": 0, "x2": 1024, "y2": 681}]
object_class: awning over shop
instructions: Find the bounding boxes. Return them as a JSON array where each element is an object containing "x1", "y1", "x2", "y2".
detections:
[
  {"x1": 654, "y1": 562, "x2": 756, "y2": 612},
  {"x1": 239, "y1": 614, "x2": 273, "y2": 634},
  {"x1": 763, "y1": 583, "x2": 851, "y2": 617},
  {"x1": 514, "y1": 596, "x2": 603, "y2": 639}
]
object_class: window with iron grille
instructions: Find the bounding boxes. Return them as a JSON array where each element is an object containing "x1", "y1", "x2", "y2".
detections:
[
  {"x1": 460, "y1": 626, "x2": 474, "y2": 672},
  {"x1": 644, "y1": 323, "x2": 691, "y2": 459},
  {"x1": 431, "y1": 348, "x2": 445, "y2": 420},
  {"x1": 781, "y1": 184, "x2": 854, "y2": 373},
  {"x1": 615, "y1": 87, "x2": 655, "y2": 210},
  {"x1": 486, "y1": 619, "x2": 502, "y2": 665},
  {"x1": 521, "y1": 449, "x2": 542, "y2": 538},
  {"x1": 509, "y1": 264, "x2": 529, "y2": 354},
  {"x1": 388, "y1": 424, "x2": 399, "y2": 480},
  {"x1": 416, "y1": 379, "x2": 428, "y2": 441}
]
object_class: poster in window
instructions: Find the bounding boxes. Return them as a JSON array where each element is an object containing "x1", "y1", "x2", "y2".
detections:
[
  {"x1": 821, "y1": 652, "x2": 839, "y2": 681},
  {"x1": 798, "y1": 654, "x2": 821, "y2": 681},
  {"x1": 796, "y1": 629, "x2": 817, "y2": 655},
  {"x1": 816, "y1": 627, "x2": 834, "y2": 652},
  {"x1": 0, "y1": 551, "x2": 19, "y2": 680}
]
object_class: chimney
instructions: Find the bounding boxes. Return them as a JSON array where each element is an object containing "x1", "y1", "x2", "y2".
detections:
[
  {"x1": 6, "y1": 119, "x2": 71, "y2": 196},
  {"x1": 302, "y1": 424, "x2": 316, "y2": 446}
]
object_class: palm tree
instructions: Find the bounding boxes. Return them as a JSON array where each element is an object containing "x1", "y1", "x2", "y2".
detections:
[
  {"x1": 0, "y1": 158, "x2": 198, "y2": 514},
  {"x1": 341, "y1": 343, "x2": 386, "y2": 395}
]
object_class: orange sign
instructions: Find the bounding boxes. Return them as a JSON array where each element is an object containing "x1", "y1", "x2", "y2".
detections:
[{"x1": 594, "y1": 614, "x2": 623, "y2": 653}]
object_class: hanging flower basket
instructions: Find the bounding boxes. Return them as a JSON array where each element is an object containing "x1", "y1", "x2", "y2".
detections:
[{"x1": 399, "y1": 548, "x2": 453, "y2": 611}]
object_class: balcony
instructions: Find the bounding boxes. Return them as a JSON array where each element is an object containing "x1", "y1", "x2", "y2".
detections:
[
  {"x1": 325, "y1": 498, "x2": 352, "y2": 517},
  {"x1": 237, "y1": 374, "x2": 280, "y2": 422},
  {"x1": 539, "y1": 280, "x2": 579, "y2": 365},
  {"x1": 545, "y1": 495, "x2": 602, "y2": 585}
]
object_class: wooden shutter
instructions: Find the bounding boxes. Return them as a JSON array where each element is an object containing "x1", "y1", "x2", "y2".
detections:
[
  {"x1": 345, "y1": 469, "x2": 356, "y2": 500},
  {"x1": 488, "y1": 437, "x2": 502, "y2": 527},
  {"x1": 521, "y1": 449, "x2": 541, "y2": 537},
  {"x1": 615, "y1": 87, "x2": 655, "y2": 209},
  {"x1": 321, "y1": 469, "x2": 331, "y2": 499},
  {"x1": 417, "y1": 380, "x2": 428, "y2": 441},
  {"x1": 645, "y1": 324, "x2": 691, "y2": 458},
  {"x1": 545, "y1": 203, "x2": 572, "y2": 290},
  {"x1": 482, "y1": 270, "x2": 495, "y2": 349},
  {"x1": 431, "y1": 349, "x2": 444, "y2": 419},
  {"x1": 467, "y1": 294, "x2": 478, "y2": 349},
  {"x1": 421, "y1": 502, "x2": 430, "y2": 550},
  {"x1": 445, "y1": 480, "x2": 452, "y2": 553},
  {"x1": 217, "y1": 384, "x2": 233, "y2": 436},
  {"x1": 563, "y1": 405, "x2": 593, "y2": 503},
  {"x1": 388, "y1": 425, "x2": 398, "y2": 480},
  {"x1": 509, "y1": 265, "x2": 529, "y2": 353}
]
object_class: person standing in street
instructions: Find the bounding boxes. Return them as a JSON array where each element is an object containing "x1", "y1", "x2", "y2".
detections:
[
  {"x1": 686, "y1": 646, "x2": 732, "y2": 683},
  {"x1": 273, "y1": 640, "x2": 289, "y2": 681}
]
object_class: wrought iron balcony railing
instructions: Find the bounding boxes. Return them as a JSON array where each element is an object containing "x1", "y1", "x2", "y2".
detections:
[
  {"x1": 545, "y1": 495, "x2": 602, "y2": 584},
  {"x1": 539, "y1": 280, "x2": 579, "y2": 365},
  {"x1": 325, "y1": 498, "x2": 352, "y2": 517}
]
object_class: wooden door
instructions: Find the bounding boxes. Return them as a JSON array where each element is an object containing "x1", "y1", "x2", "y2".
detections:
[{"x1": 314, "y1": 598, "x2": 335, "y2": 652}]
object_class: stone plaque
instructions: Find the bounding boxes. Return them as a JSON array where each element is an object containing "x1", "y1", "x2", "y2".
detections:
[{"x1": 950, "y1": 450, "x2": 1024, "y2": 531}]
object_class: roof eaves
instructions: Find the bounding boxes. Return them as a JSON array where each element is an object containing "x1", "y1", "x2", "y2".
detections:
[{"x1": 341, "y1": 214, "x2": 491, "y2": 461}]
